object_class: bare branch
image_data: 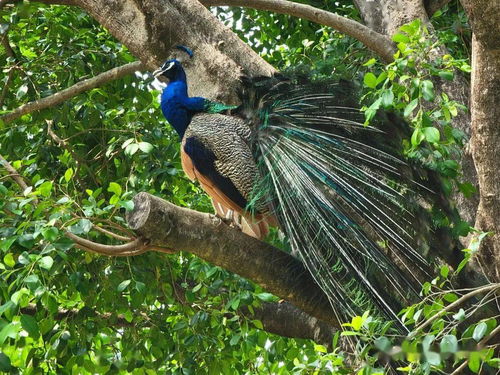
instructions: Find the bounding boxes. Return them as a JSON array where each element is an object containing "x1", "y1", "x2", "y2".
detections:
[
  {"x1": 0, "y1": 61, "x2": 145, "y2": 124},
  {"x1": 201, "y1": 0, "x2": 395, "y2": 62}
]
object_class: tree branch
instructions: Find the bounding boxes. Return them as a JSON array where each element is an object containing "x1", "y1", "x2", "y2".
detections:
[
  {"x1": 410, "y1": 283, "x2": 500, "y2": 337},
  {"x1": 201, "y1": 0, "x2": 395, "y2": 62},
  {"x1": 0, "y1": 153, "x2": 29, "y2": 192},
  {"x1": 0, "y1": 61, "x2": 144, "y2": 124},
  {"x1": 126, "y1": 192, "x2": 339, "y2": 328},
  {"x1": 20, "y1": 299, "x2": 335, "y2": 346}
]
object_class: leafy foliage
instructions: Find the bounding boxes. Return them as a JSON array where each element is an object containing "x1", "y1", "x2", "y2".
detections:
[{"x1": 0, "y1": 1, "x2": 497, "y2": 374}]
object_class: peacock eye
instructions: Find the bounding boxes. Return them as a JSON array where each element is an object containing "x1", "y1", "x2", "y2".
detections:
[{"x1": 163, "y1": 61, "x2": 175, "y2": 71}]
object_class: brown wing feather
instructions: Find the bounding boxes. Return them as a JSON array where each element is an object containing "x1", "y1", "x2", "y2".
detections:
[{"x1": 180, "y1": 147, "x2": 274, "y2": 239}]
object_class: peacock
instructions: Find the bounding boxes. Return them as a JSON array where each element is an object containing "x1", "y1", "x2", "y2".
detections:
[{"x1": 152, "y1": 46, "x2": 451, "y2": 330}]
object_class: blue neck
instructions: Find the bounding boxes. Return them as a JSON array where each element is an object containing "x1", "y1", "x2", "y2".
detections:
[{"x1": 160, "y1": 70, "x2": 206, "y2": 139}]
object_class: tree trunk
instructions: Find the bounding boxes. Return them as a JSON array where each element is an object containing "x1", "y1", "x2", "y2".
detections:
[{"x1": 460, "y1": 0, "x2": 500, "y2": 282}]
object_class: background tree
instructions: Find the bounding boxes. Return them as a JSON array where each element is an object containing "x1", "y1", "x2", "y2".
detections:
[{"x1": 0, "y1": 0, "x2": 498, "y2": 373}]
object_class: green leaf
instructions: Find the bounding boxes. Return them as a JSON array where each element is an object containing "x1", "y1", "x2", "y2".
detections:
[
  {"x1": 473, "y1": 322, "x2": 487, "y2": 342},
  {"x1": 438, "y1": 71, "x2": 454, "y2": 81},
  {"x1": 256, "y1": 293, "x2": 276, "y2": 302},
  {"x1": 39, "y1": 255, "x2": 54, "y2": 270},
  {"x1": 18, "y1": 234, "x2": 35, "y2": 249},
  {"x1": 117, "y1": 279, "x2": 131, "y2": 292},
  {"x1": 381, "y1": 90, "x2": 394, "y2": 107},
  {"x1": 135, "y1": 281, "x2": 146, "y2": 294},
  {"x1": 411, "y1": 128, "x2": 425, "y2": 147},
  {"x1": 453, "y1": 308, "x2": 466, "y2": 321},
  {"x1": 374, "y1": 336, "x2": 391, "y2": 352},
  {"x1": 351, "y1": 315, "x2": 363, "y2": 331},
  {"x1": 42, "y1": 227, "x2": 59, "y2": 242},
  {"x1": 404, "y1": 99, "x2": 419, "y2": 117},
  {"x1": 21, "y1": 314, "x2": 40, "y2": 339},
  {"x1": 0, "y1": 323, "x2": 19, "y2": 345},
  {"x1": 229, "y1": 334, "x2": 240, "y2": 345},
  {"x1": 440, "y1": 265, "x2": 449, "y2": 278},
  {"x1": 0, "y1": 301, "x2": 15, "y2": 317},
  {"x1": 3, "y1": 253, "x2": 15, "y2": 268},
  {"x1": 125, "y1": 143, "x2": 139, "y2": 156},
  {"x1": 121, "y1": 138, "x2": 135, "y2": 149},
  {"x1": 422, "y1": 127, "x2": 440, "y2": 143},
  {"x1": 440, "y1": 335, "x2": 458, "y2": 353},
  {"x1": 363, "y1": 58, "x2": 377, "y2": 67},
  {"x1": 0, "y1": 353, "x2": 11, "y2": 372},
  {"x1": 363, "y1": 72, "x2": 377, "y2": 89},
  {"x1": 425, "y1": 351, "x2": 441, "y2": 366},
  {"x1": 16, "y1": 84, "x2": 28, "y2": 99},
  {"x1": 124, "y1": 310, "x2": 133, "y2": 323},
  {"x1": 469, "y1": 352, "x2": 481, "y2": 373},
  {"x1": 422, "y1": 80, "x2": 435, "y2": 101},
  {"x1": 138, "y1": 141, "x2": 153, "y2": 153},
  {"x1": 68, "y1": 219, "x2": 92, "y2": 235},
  {"x1": 252, "y1": 319, "x2": 263, "y2": 330},
  {"x1": 0, "y1": 237, "x2": 17, "y2": 252},
  {"x1": 119, "y1": 200, "x2": 134, "y2": 211},
  {"x1": 38, "y1": 181, "x2": 53, "y2": 197},
  {"x1": 392, "y1": 33, "x2": 410, "y2": 43},
  {"x1": 64, "y1": 168, "x2": 74, "y2": 182},
  {"x1": 107, "y1": 182, "x2": 122, "y2": 196}
]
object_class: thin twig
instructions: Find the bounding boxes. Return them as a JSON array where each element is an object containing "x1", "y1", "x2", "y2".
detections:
[
  {"x1": 92, "y1": 224, "x2": 132, "y2": 241},
  {"x1": 201, "y1": 0, "x2": 395, "y2": 62},
  {"x1": 410, "y1": 283, "x2": 500, "y2": 337},
  {"x1": 1, "y1": 61, "x2": 144, "y2": 124}
]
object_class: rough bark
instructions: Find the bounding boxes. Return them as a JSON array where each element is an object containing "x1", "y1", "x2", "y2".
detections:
[
  {"x1": 460, "y1": 0, "x2": 500, "y2": 282},
  {"x1": 126, "y1": 193, "x2": 338, "y2": 327}
]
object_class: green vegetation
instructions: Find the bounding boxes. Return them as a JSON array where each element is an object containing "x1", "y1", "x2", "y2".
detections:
[{"x1": 0, "y1": 1, "x2": 497, "y2": 374}]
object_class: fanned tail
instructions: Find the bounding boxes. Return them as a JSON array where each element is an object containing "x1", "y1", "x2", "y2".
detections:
[{"x1": 241, "y1": 76, "x2": 445, "y2": 329}]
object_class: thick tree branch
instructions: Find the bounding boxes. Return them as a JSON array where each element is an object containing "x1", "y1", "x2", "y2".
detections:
[
  {"x1": 248, "y1": 301, "x2": 336, "y2": 347},
  {"x1": 201, "y1": 0, "x2": 395, "y2": 62},
  {"x1": 126, "y1": 192, "x2": 338, "y2": 328},
  {"x1": 20, "y1": 300, "x2": 334, "y2": 346},
  {"x1": 0, "y1": 61, "x2": 144, "y2": 124}
]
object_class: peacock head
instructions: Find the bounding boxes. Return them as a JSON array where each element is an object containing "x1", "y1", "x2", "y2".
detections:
[
  {"x1": 153, "y1": 59, "x2": 184, "y2": 81},
  {"x1": 153, "y1": 45, "x2": 193, "y2": 82}
]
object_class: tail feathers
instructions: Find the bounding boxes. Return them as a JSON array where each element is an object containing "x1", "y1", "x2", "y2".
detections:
[{"x1": 240, "y1": 76, "x2": 450, "y2": 328}]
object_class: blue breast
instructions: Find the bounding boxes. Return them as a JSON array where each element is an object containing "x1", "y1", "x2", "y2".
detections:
[{"x1": 160, "y1": 81, "x2": 207, "y2": 139}]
